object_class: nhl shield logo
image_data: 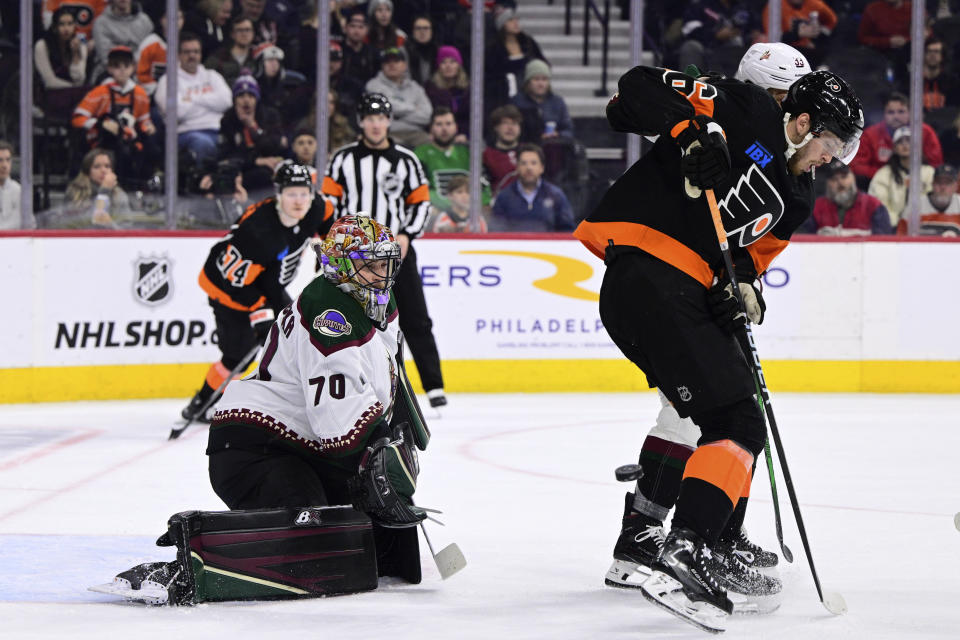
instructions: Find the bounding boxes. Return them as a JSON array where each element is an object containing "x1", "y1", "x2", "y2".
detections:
[{"x1": 133, "y1": 256, "x2": 173, "y2": 306}]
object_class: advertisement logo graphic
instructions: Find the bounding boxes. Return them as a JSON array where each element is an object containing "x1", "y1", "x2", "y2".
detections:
[
  {"x1": 132, "y1": 255, "x2": 173, "y2": 306},
  {"x1": 460, "y1": 250, "x2": 599, "y2": 301}
]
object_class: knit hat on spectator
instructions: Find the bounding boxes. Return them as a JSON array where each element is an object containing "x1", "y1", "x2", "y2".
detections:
[
  {"x1": 330, "y1": 41, "x2": 343, "y2": 61},
  {"x1": 253, "y1": 43, "x2": 284, "y2": 61},
  {"x1": 380, "y1": 47, "x2": 406, "y2": 63},
  {"x1": 437, "y1": 45, "x2": 463, "y2": 67},
  {"x1": 892, "y1": 126, "x2": 911, "y2": 144},
  {"x1": 367, "y1": 0, "x2": 393, "y2": 17},
  {"x1": 233, "y1": 74, "x2": 260, "y2": 99},
  {"x1": 933, "y1": 164, "x2": 958, "y2": 184},
  {"x1": 107, "y1": 46, "x2": 134, "y2": 66},
  {"x1": 523, "y1": 59, "x2": 551, "y2": 84},
  {"x1": 495, "y1": 8, "x2": 517, "y2": 31}
]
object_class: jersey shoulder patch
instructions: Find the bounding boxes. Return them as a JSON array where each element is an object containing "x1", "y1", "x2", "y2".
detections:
[{"x1": 297, "y1": 277, "x2": 375, "y2": 353}]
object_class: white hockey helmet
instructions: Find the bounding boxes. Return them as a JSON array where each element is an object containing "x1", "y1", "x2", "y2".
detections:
[{"x1": 736, "y1": 42, "x2": 811, "y2": 91}]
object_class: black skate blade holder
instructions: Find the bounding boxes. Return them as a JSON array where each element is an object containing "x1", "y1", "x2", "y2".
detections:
[{"x1": 615, "y1": 464, "x2": 643, "y2": 482}]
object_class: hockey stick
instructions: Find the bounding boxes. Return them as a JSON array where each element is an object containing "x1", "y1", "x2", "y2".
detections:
[
  {"x1": 705, "y1": 189, "x2": 846, "y2": 615},
  {"x1": 745, "y1": 351, "x2": 794, "y2": 564},
  {"x1": 168, "y1": 343, "x2": 262, "y2": 440},
  {"x1": 419, "y1": 521, "x2": 467, "y2": 580}
]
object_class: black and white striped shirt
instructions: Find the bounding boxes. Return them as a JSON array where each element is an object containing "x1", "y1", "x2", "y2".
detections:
[{"x1": 322, "y1": 140, "x2": 431, "y2": 238}]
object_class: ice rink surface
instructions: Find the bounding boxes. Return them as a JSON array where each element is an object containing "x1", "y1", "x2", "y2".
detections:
[{"x1": 1, "y1": 392, "x2": 958, "y2": 639}]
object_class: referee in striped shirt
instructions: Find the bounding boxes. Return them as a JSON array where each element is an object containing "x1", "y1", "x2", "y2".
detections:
[{"x1": 322, "y1": 92, "x2": 447, "y2": 407}]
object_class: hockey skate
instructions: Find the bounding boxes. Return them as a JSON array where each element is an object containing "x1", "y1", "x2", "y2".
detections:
[
  {"x1": 89, "y1": 561, "x2": 184, "y2": 605},
  {"x1": 716, "y1": 526, "x2": 779, "y2": 571},
  {"x1": 180, "y1": 391, "x2": 215, "y2": 423},
  {"x1": 708, "y1": 539, "x2": 782, "y2": 615},
  {"x1": 426, "y1": 389, "x2": 447, "y2": 408},
  {"x1": 605, "y1": 493, "x2": 665, "y2": 589},
  {"x1": 640, "y1": 528, "x2": 733, "y2": 634}
]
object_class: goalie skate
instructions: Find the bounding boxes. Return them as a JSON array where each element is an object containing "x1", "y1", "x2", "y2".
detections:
[{"x1": 89, "y1": 562, "x2": 180, "y2": 605}]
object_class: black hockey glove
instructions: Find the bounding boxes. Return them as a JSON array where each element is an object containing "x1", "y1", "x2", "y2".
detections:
[
  {"x1": 708, "y1": 279, "x2": 765, "y2": 334},
  {"x1": 673, "y1": 115, "x2": 731, "y2": 197},
  {"x1": 347, "y1": 426, "x2": 426, "y2": 529},
  {"x1": 248, "y1": 307, "x2": 275, "y2": 343}
]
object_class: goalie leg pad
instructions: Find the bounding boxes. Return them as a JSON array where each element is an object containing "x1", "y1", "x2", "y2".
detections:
[{"x1": 156, "y1": 506, "x2": 378, "y2": 604}]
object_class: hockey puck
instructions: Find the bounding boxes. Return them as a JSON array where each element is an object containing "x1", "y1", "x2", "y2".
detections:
[{"x1": 614, "y1": 464, "x2": 643, "y2": 482}]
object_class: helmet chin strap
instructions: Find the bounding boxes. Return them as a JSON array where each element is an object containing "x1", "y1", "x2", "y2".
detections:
[{"x1": 783, "y1": 112, "x2": 814, "y2": 162}]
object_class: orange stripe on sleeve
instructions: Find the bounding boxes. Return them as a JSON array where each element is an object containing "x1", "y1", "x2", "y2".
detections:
[
  {"x1": 322, "y1": 175, "x2": 344, "y2": 198},
  {"x1": 205, "y1": 361, "x2": 231, "y2": 389},
  {"x1": 405, "y1": 183, "x2": 429, "y2": 205},
  {"x1": 198, "y1": 270, "x2": 266, "y2": 312},
  {"x1": 682, "y1": 439, "x2": 754, "y2": 506},
  {"x1": 745, "y1": 233, "x2": 790, "y2": 277}
]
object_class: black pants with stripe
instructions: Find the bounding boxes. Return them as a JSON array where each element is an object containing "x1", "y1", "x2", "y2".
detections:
[{"x1": 393, "y1": 242, "x2": 444, "y2": 392}]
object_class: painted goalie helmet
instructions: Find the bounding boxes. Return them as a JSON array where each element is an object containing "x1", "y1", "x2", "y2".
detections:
[{"x1": 315, "y1": 215, "x2": 401, "y2": 324}]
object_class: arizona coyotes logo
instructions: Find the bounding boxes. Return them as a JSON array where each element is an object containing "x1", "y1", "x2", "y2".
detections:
[
  {"x1": 717, "y1": 165, "x2": 785, "y2": 247},
  {"x1": 760, "y1": 50, "x2": 772, "y2": 60}
]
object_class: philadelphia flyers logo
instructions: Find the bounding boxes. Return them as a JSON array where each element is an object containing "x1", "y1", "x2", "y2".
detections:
[{"x1": 717, "y1": 165, "x2": 785, "y2": 247}]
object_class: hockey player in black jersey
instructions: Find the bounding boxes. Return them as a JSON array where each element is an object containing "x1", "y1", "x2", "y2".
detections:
[
  {"x1": 575, "y1": 67, "x2": 863, "y2": 632},
  {"x1": 604, "y1": 43, "x2": 814, "y2": 614},
  {"x1": 181, "y1": 161, "x2": 334, "y2": 422}
]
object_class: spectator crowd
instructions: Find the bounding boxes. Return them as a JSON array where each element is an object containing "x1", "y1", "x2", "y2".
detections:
[{"x1": 0, "y1": 0, "x2": 957, "y2": 234}]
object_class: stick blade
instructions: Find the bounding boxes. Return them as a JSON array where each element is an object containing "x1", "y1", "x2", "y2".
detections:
[
  {"x1": 822, "y1": 591, "x2": 847, "y2": 615},
  {"x1": 433, "y1": 543, "x2": 467, "y2": 580},
  {"x1": 780, "y1": 542, "x2": 794, "y2": 564}
]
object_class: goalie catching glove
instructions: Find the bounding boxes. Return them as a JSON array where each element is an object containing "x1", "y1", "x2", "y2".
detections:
[
  {"x1": 672, "y1": 115, "x2": 731, "y2": 198},
  {"x1": 348, "y1": 423, "x2": 427, "y2": 528},
  {"x1": 708, "y1": 279, "x2": 765, "y2": 334}
]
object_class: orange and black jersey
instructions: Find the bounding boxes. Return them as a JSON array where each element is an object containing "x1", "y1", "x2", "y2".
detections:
[
  {"x1": 574, "y1": 66, "x2": 814, "y2": 286},
  {"x1": 199, "y1": 197, "x2": 334, "y2": 313}
]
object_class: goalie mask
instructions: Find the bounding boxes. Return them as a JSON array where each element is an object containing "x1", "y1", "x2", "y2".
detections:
[{"x1": 315, "y1": 215, "x2": 401, "y2": 325}]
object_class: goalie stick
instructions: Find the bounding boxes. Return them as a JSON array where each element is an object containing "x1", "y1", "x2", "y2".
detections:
[
  {"x1": 705, "y1": 189, "x2": 846, "y2": 615},
  {"x1": 168, "y1": 343, "x2": 262, "y2": 440},
  {"x1": 419, "y1": 521, "x2": 467, "y2": 580}
]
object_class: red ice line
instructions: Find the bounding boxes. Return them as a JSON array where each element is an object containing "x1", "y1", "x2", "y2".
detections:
[
  {"x1": 0, "y1": 429, "x2": 103, "y2": 472},
  {"x1": 0, "y1": 424, "x2": 204, "y2": 523},
  {"x1": 456, "y1": 419, "x2": 949, "y2": 519}
]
